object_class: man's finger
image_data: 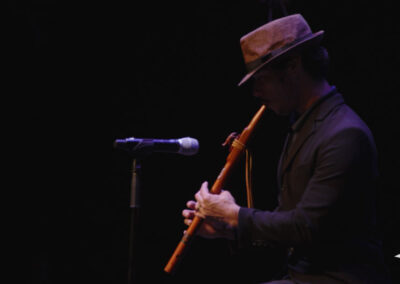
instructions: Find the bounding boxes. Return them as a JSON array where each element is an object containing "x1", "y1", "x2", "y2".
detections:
[
  {"x1": 186, "y1": 200, "x2": 196, "y2": 209},
  {"x1": 182, "y1": 209, "x2": 195, "y2": 219},
  {"x1": 199, "y1": 181, "x2": 210, "y2": 197},
  {"x1": 184, "y1": 219, "x2": 192, "y2": 226}
]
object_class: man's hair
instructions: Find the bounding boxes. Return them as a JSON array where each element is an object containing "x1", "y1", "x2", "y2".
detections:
[{"x1": 270, "y1": 45, "x2": 330, "y2": 81}]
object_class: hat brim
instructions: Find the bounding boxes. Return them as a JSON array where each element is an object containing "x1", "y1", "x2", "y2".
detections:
[{"x1": 238, "y1": 30, "x2": 324, "y2": 86}]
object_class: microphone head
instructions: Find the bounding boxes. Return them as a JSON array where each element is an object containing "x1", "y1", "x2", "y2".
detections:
[{"x1": 178, "y1": 137, "x2": 199, "y2": 156}]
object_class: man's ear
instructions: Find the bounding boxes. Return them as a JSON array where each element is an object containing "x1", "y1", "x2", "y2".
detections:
[
  {"x1": 283, "y1": 56, "x2": 303, "y2": 85},
  {"x1": 285, "y1": 55, "x2": 302, "y2": 73}
]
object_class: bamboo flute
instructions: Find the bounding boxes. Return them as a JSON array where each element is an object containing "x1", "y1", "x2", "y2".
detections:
[{"x1": 164, "y1": 105, "x2": 266, "y2": 274}]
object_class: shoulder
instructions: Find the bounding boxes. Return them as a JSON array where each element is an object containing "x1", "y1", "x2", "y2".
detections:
[
  {"x1": 319, "y1": 102, "x2": 374, "y2": 143},
  {"x1": 315, "y1": 103, "x2": 378, "y2": 167}
]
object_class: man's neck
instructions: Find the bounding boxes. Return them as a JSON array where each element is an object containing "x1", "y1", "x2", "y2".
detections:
[{"x1": 296, "y1": 80, "x2": 332, "y2": 114}]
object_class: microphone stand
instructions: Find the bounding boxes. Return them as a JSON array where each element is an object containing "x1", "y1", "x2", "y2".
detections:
[
  {"x1": 128, "y1": 158, "x2": 142, "y2": 284},
  {"x1": 113, "y1": 138, "x2": 198, "y2": 282}
]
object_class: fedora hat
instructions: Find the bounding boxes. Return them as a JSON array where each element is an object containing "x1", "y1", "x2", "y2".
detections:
[{"x1": 238, "y1": 14, "x2": 324, "y2": 86}]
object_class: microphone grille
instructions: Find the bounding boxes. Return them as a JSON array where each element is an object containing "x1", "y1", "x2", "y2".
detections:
[{"x1": 178, "y1": 137, "x2": 199, "y2": 156}]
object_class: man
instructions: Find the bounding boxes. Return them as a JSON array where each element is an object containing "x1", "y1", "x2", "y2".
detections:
[{"x1": 183, "y1": 14, "x2": 390, "y2": 283}]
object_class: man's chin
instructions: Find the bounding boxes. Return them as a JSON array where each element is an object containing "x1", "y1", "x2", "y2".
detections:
[{"x1": 269, "y1": 106, "x2": 290, "y2": 116}]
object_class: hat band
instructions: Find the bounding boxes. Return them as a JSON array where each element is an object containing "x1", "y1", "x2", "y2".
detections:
[{"x1": 245, "y1": 32, "x2": 315, "y2": 73}]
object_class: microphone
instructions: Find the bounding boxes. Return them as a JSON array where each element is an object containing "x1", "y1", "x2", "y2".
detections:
[{"x1": 113, "y1": 137, "x2": 199, "y2": 156}]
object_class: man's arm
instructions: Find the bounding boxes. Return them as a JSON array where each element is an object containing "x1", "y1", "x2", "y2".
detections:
[{"x1": 237, "y1": 127, "x2": 376, "y2": 247}]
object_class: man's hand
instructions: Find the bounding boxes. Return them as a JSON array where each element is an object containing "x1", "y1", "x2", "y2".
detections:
[{"x1": 182, "y1": 181, "x2": 240, "y2": 240}]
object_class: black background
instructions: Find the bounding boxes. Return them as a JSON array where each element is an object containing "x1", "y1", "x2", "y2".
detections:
[{"x1": 7, "y1": 0, "x2": 400, "y2": 283}]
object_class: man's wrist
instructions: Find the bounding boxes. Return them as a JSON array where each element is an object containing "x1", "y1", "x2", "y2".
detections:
[{"x1": 228, "y1": 204, "x2": 240, "y2": 228}]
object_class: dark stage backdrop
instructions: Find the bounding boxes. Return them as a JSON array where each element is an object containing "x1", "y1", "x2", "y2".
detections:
[{"x1": 8, "y1": 0, "x2": 399, "y2": 283}]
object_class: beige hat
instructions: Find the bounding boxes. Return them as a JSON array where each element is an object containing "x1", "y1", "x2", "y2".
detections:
[{"x1": 238, "y1": 14, "x2": 324, "y2": 86}]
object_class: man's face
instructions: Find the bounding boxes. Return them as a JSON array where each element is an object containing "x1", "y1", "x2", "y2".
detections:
[{"x1": 252, "y1": 65, "x2": 297, "y2": 116}]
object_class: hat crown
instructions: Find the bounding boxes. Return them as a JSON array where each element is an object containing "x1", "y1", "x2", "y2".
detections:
[{"x1": 240, "y1": 14, "x2": 312, "y2": 65}]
